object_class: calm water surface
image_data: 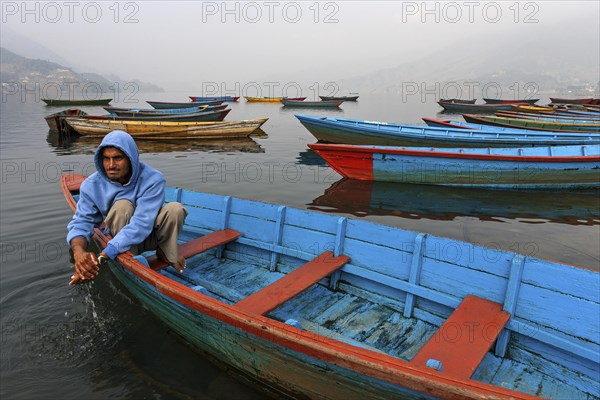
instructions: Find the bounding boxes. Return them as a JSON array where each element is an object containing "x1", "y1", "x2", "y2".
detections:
[{"x1": 1, "y1": 92, "x2": 598, "y2": 399}]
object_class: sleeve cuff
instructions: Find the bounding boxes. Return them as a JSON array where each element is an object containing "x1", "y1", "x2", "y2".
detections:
[{"x1": 104, "y1": 244, "x2": 119, "y2": 259}]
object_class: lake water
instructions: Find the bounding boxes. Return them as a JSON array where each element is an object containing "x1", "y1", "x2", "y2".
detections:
[{"x1": 1, "y1": 92, "x2": 598, "y2": 399}]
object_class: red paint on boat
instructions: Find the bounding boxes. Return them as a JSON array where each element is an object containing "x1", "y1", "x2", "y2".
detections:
[{"x1": 309, "y1": 145, "x2": 374, "y2": 180}]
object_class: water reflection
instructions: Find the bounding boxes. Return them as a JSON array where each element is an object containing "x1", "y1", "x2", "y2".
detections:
[
  {"x1": 47, "y1": 130, "x2": 266, "y2": 155},
  {"x1": 310, "y1": 178, "x2": 600, "y2": 226},
  {"x1": 296, "y1": 148, "x2": 328, "y2": 166}
]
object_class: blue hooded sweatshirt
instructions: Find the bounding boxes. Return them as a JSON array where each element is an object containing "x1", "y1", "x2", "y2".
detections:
[{"x1": 66, "y1": 130, "x2": 166, "y2": 259}]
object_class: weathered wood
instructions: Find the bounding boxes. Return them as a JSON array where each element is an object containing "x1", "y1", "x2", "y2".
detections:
[
  {"x1": 147, "y1": 229, "x2": 241, "y2": 270},
  {"x1": 411, "y1": 295, "x2": 510, "y2": 378},
  {"x1": 234, "y1": 251, "x2": 349, "y2": 315}
]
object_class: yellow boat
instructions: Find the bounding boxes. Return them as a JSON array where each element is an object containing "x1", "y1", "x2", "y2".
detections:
[
  {"x1": 510, "y1": 105, "x2": 556, "y2": 113},
  {"x1": 64, "y1": 117, "x2": 268, "y2": 140},
  {"x1": 244, "y1": 96, "x2": 284, "y2": 102}
]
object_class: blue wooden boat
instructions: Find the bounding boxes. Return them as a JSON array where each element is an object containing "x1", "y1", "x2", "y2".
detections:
[
  {"x1": 282, "y1": 99, "x2": 344, "y2": 107},
  {"x1": 62, "y1": 174, "x2": 599, "y2": 399},
  {"x1": 295, "y1": 114, "x2": 600, "y2": 147},
  {"x1": 104, "y1": 104, "x2": 229, "y2": 116},
  {"x1": 147, "y1": 100, "x2": 223, "y2": 109},
  {"x1": 308, "y1": 143, "x2": 600, "y2": 189},
  {"x1": 81, "y1": 108, "x2": 231, "y2": 122},
  {"x1": 189, "y1": 96, "x2": 240, "y2": 102},
  {"x1": 437, "y1": 101, "x2": 525, "y2": 113}
]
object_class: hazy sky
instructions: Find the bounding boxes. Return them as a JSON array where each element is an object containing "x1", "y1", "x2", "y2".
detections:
[{"x1": 2, "y1": 1, "x2": 599, "y2": 91}]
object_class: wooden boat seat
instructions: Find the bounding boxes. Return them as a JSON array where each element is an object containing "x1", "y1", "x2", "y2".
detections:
[
  {"x1": 234, "y1": 251, "x2": 349, "y2": 315},
  {"x1": 148, "y1": 229, "x2": 241, "y2": 271},
  {"x1": 410, "y1": 295, "x2": 510, "y2": 379}
]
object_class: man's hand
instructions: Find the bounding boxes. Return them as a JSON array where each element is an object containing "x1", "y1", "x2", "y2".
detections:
[{"x1": 69, "y1": 237, "x2": 102, "y2": 285}]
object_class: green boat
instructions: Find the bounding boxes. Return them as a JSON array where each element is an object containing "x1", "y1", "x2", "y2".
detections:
[
  {"x1": 463, "y1": 114, "x2": 600, "y2": 133},
  {"x1": 41, "y1": 98, "x2": 112, "y2": 106}
]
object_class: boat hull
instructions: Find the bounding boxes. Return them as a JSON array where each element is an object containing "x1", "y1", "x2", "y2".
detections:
[
  {"x1": 296, "y1": 115, "x2": 600, "y2": 147},
  {"x1": 189, "y1": 96, "x2": 240, "y2": 102},
  {"x1": 463, "y1": 114, "x2": 600, "y2": 133},
  {"x1": 282, "y1": 100, "x2": 343, "y2": 107},
  {"x1": 483, "y1": 98, "x2": 539, "y2": 105},
  {"x1": 83, "y1": 108, "x2": 231, "y2": 122},
  {"x1": 550, "y1": 97, "x2": 595, "y2": 105},
  {"x1": 147, "y1": 100, "x2": 223, "y2": 109},
  {"x1": 319, "y1": 95, "x2": 359, "y2": 101},
  {"x1": 42, "y1": 98, "x2": 112, "y2": 106},
  {"x1": 437, "y1": 102, "x2": 525, "y2": 113},
  {"x1": 244, "y1": 96, "x2": 284, "y2": 102},
  {"x1": 64, "y1": 118, "x2": 268, "y2": 139},
  {"x1": 44, "y1": 108, "x2": 88, "y2": 133},
  {"x1": 309, "y1": 143, "x2": 600, "y2": 189}
]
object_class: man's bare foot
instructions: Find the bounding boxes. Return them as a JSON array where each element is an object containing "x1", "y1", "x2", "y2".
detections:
[
  {"x1": 157, "y1": 248, "x2": 186, "y2": 273},
  {"x1": 171, "y1": 255, "x2": 187, "y2": 273}
]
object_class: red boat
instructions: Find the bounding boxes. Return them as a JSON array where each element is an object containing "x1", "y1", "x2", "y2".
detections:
[{"x1": 549, "y1": 97, "x2": 595, "y2": 105}]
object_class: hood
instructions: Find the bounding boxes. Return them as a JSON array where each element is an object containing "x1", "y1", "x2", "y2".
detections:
[{"x1": 94, "y1": 130, "x2": 140, "y2": 185}]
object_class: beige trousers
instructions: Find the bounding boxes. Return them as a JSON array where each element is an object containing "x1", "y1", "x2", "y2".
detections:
[{"x1": 104, "y1": 199, "x2": 187, "y2": 264}]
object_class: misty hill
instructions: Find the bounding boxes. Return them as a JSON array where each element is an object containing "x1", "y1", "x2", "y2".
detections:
[
  {"x1": 0, "y1": 47, "x2": 163, "y2": 93},
  {"x1": 338, "y1": 25, "x2": 599, "y2": 97}
]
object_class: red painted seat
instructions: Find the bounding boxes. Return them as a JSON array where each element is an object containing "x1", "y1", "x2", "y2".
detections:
[
  {"x1": 148, "y1": 229, "x2": 241, "y2": 271},
  {"x1": 410, "y1": 295, "x2": 510, "y2": 378},
  {"x1": 234, "y1": 251, "x2": 349, "y2": 315}
]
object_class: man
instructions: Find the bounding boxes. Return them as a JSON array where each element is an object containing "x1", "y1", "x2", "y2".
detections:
[{"x1": 67, "y1": 130, "x2": 187, "y2": 284}]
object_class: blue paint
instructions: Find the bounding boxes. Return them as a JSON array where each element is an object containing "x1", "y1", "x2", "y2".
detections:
[
  {"x1": 270, "y1": 206, "x2": 287, "y2": 271},
  {"x1": 496, "y1": 254, "x2": 526, "y2": 357},
  {"x1": 329, "y1": 217, "x2": 347, "y2": 290},
  {"x1": 403, "y1": 233, "x2": 426, "y2": 319}
]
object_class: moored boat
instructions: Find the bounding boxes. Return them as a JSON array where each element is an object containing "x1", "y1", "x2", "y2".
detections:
[
  {"x1": 80, "y1": 108, "x2": 231, "y2": 122},
  {"x1": 463, "y1": 114, "x2": 600, "y2": 133},
  {"x1": 64, "y1": 117, "x2": 268, "y2": 139},
  {"x1": 44, "y1": 108, "x2": 88, "y2": 133},
  {"x1": 439, "y1": 99, "x2": 477, "y2": 104},
  {"x1": 319, "y1": 95, "x2": 359, "y2": 101},
  {"x1": 495, "y1": 111, "x2": 600, "y2": 122},
  {"x1": 104, "y1": 104, "x2": 228, "y2": 116},
  {"x1": 437, "y1": 101, "x2": 526, "y2": 113},
  {"x1": 549, "y1": 97, "x2": 595, "y2": 105},
  {"x1": 61, "y1": 173, "x2": 600, "y2": 399},
  {"x1": 308, "y1": 143, "x2": 600, "y2": 189},
  {"x1": 147, "y1": 100, "x2": 223, "y2": 109},
  {"x1": 295, "y1": 114, "x2": 600, "y2": 147},
  {"x1": 189, "y1": 96, "x2": 240, "y2": 102},
  {"x1": 282, "y1": 99, "x2": 344, "y2": 107},
  {"x1": 42, "y1": 98, "x2": 112, "y2": 106},
  {"x1": 245, "y1": 96, "x2": 284, "y2": 102},
  {"x1": 483, "y1": 98, "x2": 539, "y2": 105}
]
